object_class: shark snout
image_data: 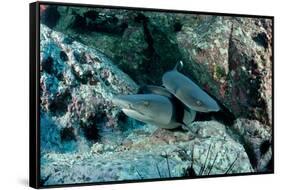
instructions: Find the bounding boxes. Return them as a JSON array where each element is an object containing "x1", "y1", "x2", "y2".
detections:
[{"x1": 111, "y1": 95, "x2": 133, "y2": 109}]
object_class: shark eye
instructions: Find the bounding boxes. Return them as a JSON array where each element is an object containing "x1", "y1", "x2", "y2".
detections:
[{"x1": 196, "y1": 100, "x2": 202, "y2": 106}]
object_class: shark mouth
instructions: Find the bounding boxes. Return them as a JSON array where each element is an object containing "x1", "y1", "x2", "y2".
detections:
[
  {"x1": 121, "y1": 108, "x2": 154, "y2": 123},
  {"x1": 122, "y1": 108, "x2": 145, "y2": 116}
]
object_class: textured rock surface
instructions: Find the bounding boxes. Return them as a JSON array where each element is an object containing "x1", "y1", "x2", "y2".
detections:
[
  {"x1": 41, "y1": 6, "x2": 272, "y2": 127},
  {"x1": 177, "y1": 16, "x2": 272, "y2": 126},
  {"x1": 231, "y1": 119, "x2": 272, "y2": 171},
  {"x1": 40, "y1": 24, "x2": 138, "y2": 153},
  {"x1": 41, "y1": 7, "x2": 183, "y2": 85},
  {"x1": 41, "y1": 121, "x2": 253, "y2": 185}
]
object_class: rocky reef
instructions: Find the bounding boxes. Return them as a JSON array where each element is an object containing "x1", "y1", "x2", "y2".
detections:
[
  {"x1": 41, "y1": 6, "x2": 272, "y2": 126},
  {"x1": 41, "y1": 121, "x2": 253, "y2": 185},
  {"x1": 40, "y1": 24, "x2": 138, "y2": 153},
  {"x1": 39, "y1": 5, "x2": 273, "y2": 186}
]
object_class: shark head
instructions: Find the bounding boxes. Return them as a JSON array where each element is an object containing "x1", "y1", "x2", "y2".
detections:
[
  {"x1": 112, "y1": 94, "x2": 174, "y2": 125},
  {"x1": 162, "y1": 62, "x2": 220, "y2": 113}
]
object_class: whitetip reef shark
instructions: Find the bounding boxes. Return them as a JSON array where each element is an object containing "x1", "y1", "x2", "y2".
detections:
[
  {"x1": 112, "y1": 61, "x2": 220, "y2": 131},
  {"x1": 112, "y1": 93, "x2": 182, "y2": 129},
  {"x1": 162, "y1": 61, "x2": 220, "y2": 113}
]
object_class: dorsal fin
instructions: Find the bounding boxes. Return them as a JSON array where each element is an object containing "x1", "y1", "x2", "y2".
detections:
[{"x1": 173, "y1": 60, "x2": 184, "y2": 71}]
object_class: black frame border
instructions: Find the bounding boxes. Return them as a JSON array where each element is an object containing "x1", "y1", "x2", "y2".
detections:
[
  {"x1": 29, "y1": 1, "x2": 274, "y2": 189},
  {"x1": 30, "y1": 2, "x2": 41, "y2": 189}
]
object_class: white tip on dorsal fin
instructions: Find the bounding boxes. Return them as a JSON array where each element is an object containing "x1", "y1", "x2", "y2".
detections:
[{"x1": 173, "y1": 60, "x2": 184, "y2": 71}]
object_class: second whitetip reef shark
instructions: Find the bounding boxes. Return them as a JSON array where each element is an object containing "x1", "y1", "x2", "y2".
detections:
[{"x1": 112, "y1": 61, "x2": 220, "y2": 130}]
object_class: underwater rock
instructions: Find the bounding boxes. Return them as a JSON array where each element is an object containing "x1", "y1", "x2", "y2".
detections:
[
  {"x1": 177, "y1": 16, "x2": 272, "y2": 126},
  {"x1": 47, "y1": 6, "x2": 150, "y2": 84},
  {"x1": 40, "y1": 24, "x2": 138, "y2": 153},
  {"x1": 43, "y1": 6, "x2": 184, "y2": 85},
  {"x1": 231, "y1": 119, "x2": 272, "y2": 172},
  {"x1": 44, "y1": 5, "x2": 272, "y2": 128},
  {"x1": 41, "y1": 121, "x2": 253, "y2": 185}
]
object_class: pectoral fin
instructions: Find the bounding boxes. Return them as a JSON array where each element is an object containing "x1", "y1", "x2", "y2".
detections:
[{"x1": 183, "y1": 108, "x2": 196, "y2": 125}]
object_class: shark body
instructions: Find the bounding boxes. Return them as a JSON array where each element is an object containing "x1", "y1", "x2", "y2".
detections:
[
  {"x1": 112, "y1": 94, "x2": 182, "y2": 129},
  {"x1": 112, "y1": 61, "x2": 220, "y2": 130},
  {"x1": 162, "y1": 61, "x2": 220, "y2": 113}
]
